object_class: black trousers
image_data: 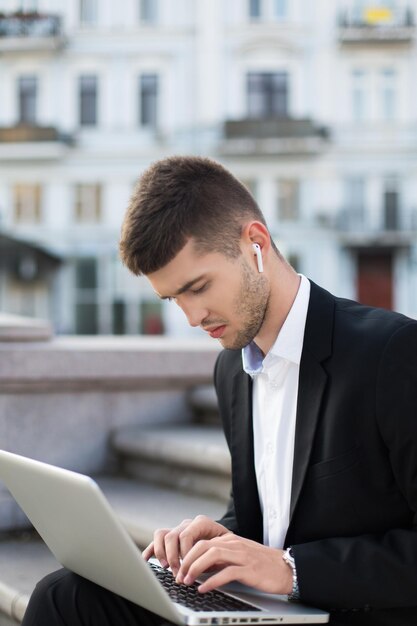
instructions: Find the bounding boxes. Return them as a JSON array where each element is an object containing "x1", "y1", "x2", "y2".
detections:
[
  {"x1": 21, "y1": 568, "x2": 417, "y2": 626},
  {"x1": 21, "y1": 568, "x2": 173, "y2": 626}
]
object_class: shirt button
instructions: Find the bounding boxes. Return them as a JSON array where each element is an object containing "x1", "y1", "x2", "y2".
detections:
[
  {"x1": 270, "y1": 508, "x2": 278, "y2": 520},
  {"x1": 266, "y1": 442, "x2": 274, "y2": 455}
]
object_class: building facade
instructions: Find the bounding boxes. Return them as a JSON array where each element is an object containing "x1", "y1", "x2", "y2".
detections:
[{"x1": 0, "y1": 0, "x2": 416, "y2": 335}]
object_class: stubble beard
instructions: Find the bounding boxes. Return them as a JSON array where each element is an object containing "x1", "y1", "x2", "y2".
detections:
[{"x1": 220, "y1": 257, "x2": 269, "y2": 351}]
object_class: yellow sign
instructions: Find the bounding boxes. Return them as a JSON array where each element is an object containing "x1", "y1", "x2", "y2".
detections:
[{"x1": 364, "y1": 7, "x2": 393, "y2": 24}]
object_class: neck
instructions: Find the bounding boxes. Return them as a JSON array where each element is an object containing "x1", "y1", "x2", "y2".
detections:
[{"x1": 254, "y1": 261, "x2": 301, "y2": 356}]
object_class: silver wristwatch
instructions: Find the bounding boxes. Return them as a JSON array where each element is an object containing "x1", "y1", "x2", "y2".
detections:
[{"x1": 282, "y1": 546, "x2": 300, "y2": 601}]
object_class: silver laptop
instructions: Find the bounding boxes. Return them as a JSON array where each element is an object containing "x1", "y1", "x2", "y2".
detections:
[{"x1": 0, "y1": 450, "x2": 328, "y2": 624}]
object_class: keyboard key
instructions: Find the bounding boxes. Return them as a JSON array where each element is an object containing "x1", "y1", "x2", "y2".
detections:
[{"x1": 148, "y1": 562, "x2": 260, "y2": 612}]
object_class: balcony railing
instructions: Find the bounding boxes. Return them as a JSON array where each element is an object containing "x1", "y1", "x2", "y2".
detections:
[
  {"x1": 220, "y1": 117, "x2": 329, "y2": 156},
  {"x1": 336, "y1": 206, "x2": 417, "y2": 246},
  {"x1": 0, "y1": 12, "x2": 65, "y2": 51},
  {"x1": 0, "y1": 125, "x2": 75, "y2": 161},
  {"x1": 0, "y1": 125, "x2": 73, "y2": 145},
  {"x1": 338, "y1": 6, "x2": 415, "y2": 43}
]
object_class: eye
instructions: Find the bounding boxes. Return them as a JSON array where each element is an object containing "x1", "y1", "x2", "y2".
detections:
[{"x1": 191, "y1": 283, "x2": 208, "y2": 295}]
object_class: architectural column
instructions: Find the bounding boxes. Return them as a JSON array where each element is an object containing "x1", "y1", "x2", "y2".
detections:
[{"x1": 195, "y1": 0, "x2": 223, "y2": 126}]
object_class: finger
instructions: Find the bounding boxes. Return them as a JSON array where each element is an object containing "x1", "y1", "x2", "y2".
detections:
[
  {"x1": 178, "y1": 525, "x2": 198, "y2": 559},
  {"x1": 164, "y1": 520, "x2": 192, "y2": 576},
  {"x1": 179, "y1": 535, "x2": 238, "y2": 580},
  {"x1": 142, "y1": 542, "x2": 155, "y2": 561},
  {"x1": 182, "y1": 545, "x2": 239, "y2": 585},
  {"x1": 164, "y1": 532, "x2": 181, "y2": 575},
  {"x1": 153, "y1": 529, "x2": 171, "y2": 567},
  {"x1": 177, "y1": 538, "x2": 211, "y2": 582},
  {"x1": 198, "y1": 565, "x2": 242, "y2": 593},
  {"x1": 178, "y1": 516, "x2": 225, "y2": 559}
]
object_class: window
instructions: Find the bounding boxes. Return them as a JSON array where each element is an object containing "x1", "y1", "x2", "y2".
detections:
[
  {"x1": 346, "y1": 177, "x2": 365, "y2": 212},
  {"x1": 75, "y1": 302, "x2": 98, "y2": 334},
  {"x1": 75, "y1": 257, "x2": 98, "y2": 290},
  {"x1": 140, "y1": 74, "x2": 159, "y2": 128},
  {"x1": 351, "y1": 69, "x2": 367, "y2": 122},
  {"x1": 113, "y1": 300, "x2": 126, "y2": 335},
  {"x1": 354, "y1": 0, "x2": 396, "y2": 24},
  {"x1": 20, "y1": 0, "x2": 39, "y2": 10},
  {"x1": 140, "y1": 300, "x2": 164, "y2": 335},
  {"x1": 80, "y1": 0, "x2": 97, "y2": 26},
  {"x1": 384, "y1": 177, "x2": 399, "y2": 230},
  {"x1": 13, "y1": 184, "x2": 42, "y2": 224},
  {"x1": 249, "y1": 0, "x2": 261, "y2": 18},
  {"x1": 277, "y1": 180, "x2": 299, "y2": 221},
  {"x1": 273, "y1": 0, "x2": 286, "y2": 18},
  {"x1": 18, "y1": 76, "x2": 37, "y2": 124},
  {"x1": 75, "y1": 257, "x2": 98, "y2": 334},
  {"x1": 74, "y1": 184, "x2": 102, "y2": 223},
  {"x1": 344, "y1": 177, "x2": 365, "y2": 228},
  {"x1": 351, "y1": 0, "x2": 366, "y2": 22},
  {"x1": 248, "y1": 0, "x2": 287, "y2": 20},
  {"x1": 247, "y1": 72, "x2": 288, "y2": 118},
  {"x1": 380, "y1": 68, "x2": 396, "y2": 121},
  {"x1": 79, "y1": 75, "x2": 98, "y2": 126},
  {"x1": 140, "y1": 0, "x2": 157, "y2": 23}
]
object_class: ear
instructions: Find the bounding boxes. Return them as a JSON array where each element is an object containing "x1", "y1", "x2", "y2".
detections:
[
  {"x1": 241, "y1": 221, "x2": 271, "y2": 253},
  {"x1": 240, "y1": 221, "x2": 272, "y2": 272}
]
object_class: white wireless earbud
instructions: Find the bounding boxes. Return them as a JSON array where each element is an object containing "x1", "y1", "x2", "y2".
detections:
[{"x1": 252, "y1": 243, "x2": 264, "y2": 273}]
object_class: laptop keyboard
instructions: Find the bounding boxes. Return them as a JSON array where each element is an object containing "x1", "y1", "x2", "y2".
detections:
[{"x1": 149, "y1": 562, "x2": 260, "y2": 612}]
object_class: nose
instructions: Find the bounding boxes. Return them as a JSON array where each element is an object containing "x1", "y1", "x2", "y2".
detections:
[{"x1": 178, "y1": 301, "x2": 208, "y2": 328}]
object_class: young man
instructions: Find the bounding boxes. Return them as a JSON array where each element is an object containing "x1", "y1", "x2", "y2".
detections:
[{"x1": 23, "y1": 157, "x2": 417, "y2": 625}]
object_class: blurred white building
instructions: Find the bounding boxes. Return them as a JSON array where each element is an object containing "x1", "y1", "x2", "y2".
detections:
[{"x1": 0, "y1": 0, "x2": 417, "y2": 335}]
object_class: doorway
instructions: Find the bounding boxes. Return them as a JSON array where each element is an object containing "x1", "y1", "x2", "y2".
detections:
[{"x1": 357, "y1": 251, "x2": 393, "y2": 310}]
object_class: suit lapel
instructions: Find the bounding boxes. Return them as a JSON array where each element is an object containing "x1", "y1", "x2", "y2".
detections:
[
  {"x1": 230, "y1": 368, "x2": 263, "y2": 543},
  {"x1": 289, "y1": 282, "x2": 334, "y2": 522}
]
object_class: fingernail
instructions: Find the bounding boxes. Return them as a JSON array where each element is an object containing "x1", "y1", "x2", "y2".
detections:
[
  {"x1": 160, "y1": 559, "x2": 168, "y2": 568},
  {"x1": 176, "y1": 573, "x2": 184, "y2": 584},
  {"x1": 184, "y1": 575, "x2": 193, "y2": 585}
]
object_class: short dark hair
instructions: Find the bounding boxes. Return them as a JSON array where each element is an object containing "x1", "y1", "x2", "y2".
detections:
[{"x1": 120, "y1": 156, "x2": 272, "y2": 275}]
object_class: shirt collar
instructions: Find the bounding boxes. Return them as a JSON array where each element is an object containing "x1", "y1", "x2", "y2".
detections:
[{"x1": 242, "y1": 274, "x2": 311, "y2": 377}]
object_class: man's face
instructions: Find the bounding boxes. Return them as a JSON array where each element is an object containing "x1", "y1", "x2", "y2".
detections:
[{"x1": 147, "y1": 239, "x2": 269, "y2": 350}]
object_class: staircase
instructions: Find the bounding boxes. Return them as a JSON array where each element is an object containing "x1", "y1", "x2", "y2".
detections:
[{"x1": 0, "y1": 386, "x2": 231, "y2": 625}]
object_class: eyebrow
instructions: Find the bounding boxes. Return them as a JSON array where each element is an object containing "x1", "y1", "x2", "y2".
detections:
[{"x1": 159, "y1": 275, "x2": 206, "y2": 300}]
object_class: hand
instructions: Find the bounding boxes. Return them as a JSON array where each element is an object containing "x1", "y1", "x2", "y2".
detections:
[
  {"x1": 176, "y1": 534, "x2": 293, "y2": 595},
  {"x1": 142, "y1": 515, "x2": 231, "y2": 577}
]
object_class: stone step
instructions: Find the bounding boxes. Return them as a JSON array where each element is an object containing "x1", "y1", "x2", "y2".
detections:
[
  {"x1": 112, "y1": 424, "x2": 231, "y2": 502},
  {"x1": 0, "y1": 476, "x2": 226, "y2": 624},
  {"x1": 187, "y1": 385, "x2": 220, "y2": 424}
]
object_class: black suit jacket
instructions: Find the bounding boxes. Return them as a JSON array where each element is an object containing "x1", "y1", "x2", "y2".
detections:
[{"x1": 214, "y1": 281, "x2": 417, "y2": 625}]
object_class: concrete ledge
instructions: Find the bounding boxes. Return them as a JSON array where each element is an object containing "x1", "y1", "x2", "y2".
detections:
[
  {"x1": 0, "y1": 337, "x2": 220, "y2": 392},
  {"x1": 113, "y1": 425, "x2": 230, "y2": 475},
  {"x1": 0, "y1": 314, "x2": 52, "y2": 343},
  {"x1": 0, "y1": 582, "x2": 28, "y2": 624},
  {"x1": 99, "y1": 477, "x2": 226, "y2": 546},
  {"x1": 112, "y1": 424, "x2": 231, "y2": 501},
  {"x1": 187, "y1": 386, "x2": 220, "y2": 424},
  {"x1": 0, "y1": 536, "x2": 61, "y2": 624},
  {"x1": 188, "y1": 386, "x2": 218, "y2": 412}
]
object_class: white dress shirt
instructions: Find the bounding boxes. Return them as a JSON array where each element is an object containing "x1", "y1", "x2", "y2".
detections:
[{"x1": 242, "y1": 275, "x2": 311, "y2": 548}]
